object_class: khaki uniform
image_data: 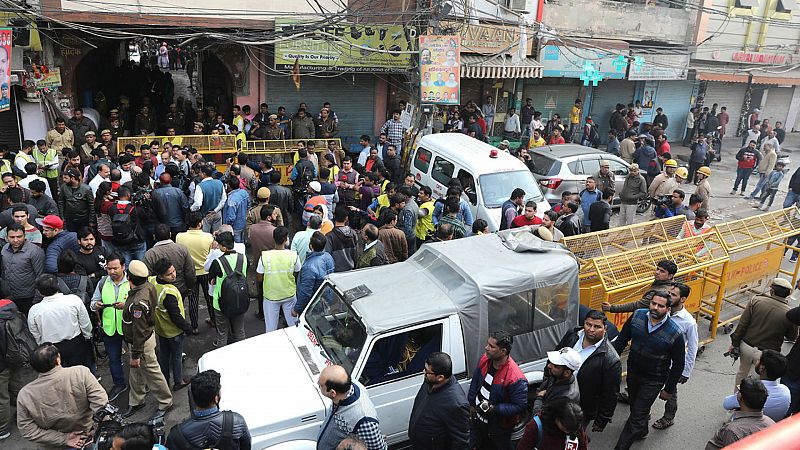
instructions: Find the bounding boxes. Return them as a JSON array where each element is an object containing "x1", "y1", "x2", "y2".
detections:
[
  {"x1": 45, "y1": 128, "x2": 74, "y2": 152},
  {"x1": 696, "y1": 178, "x2": 711, "y2": 210},
  {"x1": 266, "y1": 125, "x2": 284, "y2": 140},
  {"x1": 648, "y1": 172, "x2": 675, "y2": 197},
  {"x1": 246, "y1": 202, "x2": 284, "y2": 227},
  {"x1": 122, "y1": 281, "x2": 173, "y2": 409}
]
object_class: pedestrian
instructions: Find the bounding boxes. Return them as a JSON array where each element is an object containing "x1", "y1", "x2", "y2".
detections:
[
  {"x1": 152, "y1": 173, "x2": 189, "y2": 237},
  {"x1": 223, "y1": 176, "x2": 249, "y2": 243},
  {"x1": 151, "y1": 258, "x2": 193, "y2": 391},
  {"x1": 618, "y1": 164, "x2": 647, "y2": 227},
  {"x1": 688, "y1": 136, "x2": 707, "y2": 184},
  {"x1": 100, "y1": 186, "x2": 147, "y2": 264},
  {"x1": 517, "y1": 399, "x2": 589, "y2": 450},
  {"x1": 292, "y1": 231, "x2": 334, "y2": 319},
  {"x1": 121, "y1": 260, "x2": 173, "y2": 421},
  {"x1": 1, "y1": 223, "x2": 44, "y2": 316},
  {"x1": 653, "y1": 107, "x2": 669, "y2": 130},
  {"x1": 16, "y1": 343, "x2": 107, "y2": 449},
  {"x1": 651, "y1": 283, "x2": 699, "y2": 431},
  {"x1": 27, "y1": 274, "x2": 93, "y2": 369},
  {"x1": 705, "y1": 377, "x2": 774, "y2": 449},
  {"x1": 555, "y1": 309, "x2": 621, "y2": 432},
  {"x1": 143, "y1": 224, "x2": 196, "y2": 300},
  {"x1": 612, "y1": 290, "x2": 686, "y2": 450},
  {"x1": 166, "y1": 370, "x2": 251, "y2": 449},
  {"x1": 557, "y1": 202, "x2": 582, "y2": 237},
  {"x1": 723, "y1": 349, "x2": 790, "y2": 422},
  {"x1": 695, "y1": 166, "x2": 712, "y2": 211},
  {"x1": 207, "y1": 231, "x2": 248, "y2": 347},
  {"x1": 408, "y1": 352, "x2": 470, "y2": 450},
  {"x1": 748, "y1": 142, "x2": 777, "y2": 201},
  {"x1": 59, "y1": 168, "x2": 95, "y2": 232},
  {"x1": 683, "y1": 107, "x2": 696, "y2": 146},
  {"x1": 326, "y1": 205, "x2": 360, "y2": 272},
  {"x1": 467, "y1": 331, "x2": 528, "y2": 450},
  {"x1": 499, "y1": 188, "x2": 525, "y2": 231},
  {"x1": 729, "y1": 277, "x2": 798, "y2": 390},
  {"x1": 175, "y1": 211, "x2": 214, "y2": 334},
  {"x1": 731, "y1": 141, "x2": 761, "y2": 196},
  {"x1": 191, "y1": 164, "x2": 226, "y2": 233},
  {"x1": 377, "y1": 210, "x2": 408, "y2": 263},
  {"x1": 755, "y1": 160, "x2": 785, "y2": 211},
  {"x1": 357, "y1": 224, "x2": 386, "y2": 268},
  {"x1": 317, "y1": 365, "x2": 387, "y2": 450},
  {"x1": 579, "y1": 178, "x2": 601, "y2": 232},
  {"x1": 602, "y1": 260, "x2": 677, "y2": 314},
  {"x1": 532, "y1": 347, "x2": 582, "y2": 415},
  {"x1": 589, "y1": 189, "x2": 614, "y2": 232},
  {"x1": 256, "y1": 226, "x2": 300, "y2": 332},
  {"x1": 633, "y1": 135, "x2": 659, "y2": 185},
  {"x1": 89, "y1": 252, "x2": 129, "y2": 401}
]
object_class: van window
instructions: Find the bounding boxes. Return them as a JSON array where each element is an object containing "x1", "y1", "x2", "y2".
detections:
[
  {"x1": 530, "y1": 153, "x2": 561, "y2": 176},
  {"x1": 457, "y1": 169, "x2": 477, "y2": 205},
  {"x1": 414, "y1": 147, "x2": 432, "y2": 174},
  {"x1": 487, "y1": 283, "x2": 571, "y2": 337},
  {"x1": 431, "y1": 156, "x2": 455, "y2": 186},
  {"x1": 360, "y1": 323, "x2": 443, "y2": 386}
]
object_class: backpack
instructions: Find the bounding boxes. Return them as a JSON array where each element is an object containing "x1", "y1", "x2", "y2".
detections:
[
  {"x1": 588, "y1": 124, "x2": 600, "y2": 147},
  {"x1": 111, "y1": 203, "x2": 137, "y2": 245},
  {"x1": 292, "y1": 160, "x2": 315, "y2": 197},
  {"x1": 57, "y1": 276, "x2": 90, "y2": 304},
  {"x1": 0, "y1": 299, "x2": 37, "y2": 368},
  {"x1": 218, "y1": 254, "x2": 249, "y2": 317}
]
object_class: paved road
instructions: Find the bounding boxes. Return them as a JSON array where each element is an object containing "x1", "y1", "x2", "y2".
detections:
[{"x1": 4, "y1": 133, "x2": 800, "y2": 449}]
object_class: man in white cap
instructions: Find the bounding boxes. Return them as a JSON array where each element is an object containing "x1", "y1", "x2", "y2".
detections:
[
  {"x1": 532, "y1": 347, "x2": 582, "y2": 416},
  {"x1": 266, "y1": 114, "x2": 284, "y2": 140},
  {"x1": 497, "y1": 140, "x2": 510, "y2": 153},
  {"x1": 302, "y1": 181, "x2": 327, "y2": 227}
]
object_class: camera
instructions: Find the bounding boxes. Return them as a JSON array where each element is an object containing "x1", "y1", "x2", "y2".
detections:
[
  {"x1": 652, "y1": 195, "x2": 672, "y2": 207},
  {"x1": 723, "y1": 347, "x2": 740, "y2": 366},
  {"x1": 479, "y1": 400, "x2": 491, "y2": 413}
]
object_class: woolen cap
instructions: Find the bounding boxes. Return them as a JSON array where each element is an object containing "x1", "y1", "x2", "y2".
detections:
[
  {"x1": 128, "y1": 260, "x2": 149, "y2": 277},
  {"x1": 308, "y1": 181, "x2": 321, "y2": 193}
]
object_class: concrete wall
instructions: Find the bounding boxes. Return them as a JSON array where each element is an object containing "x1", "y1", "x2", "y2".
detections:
[{"x1": 541, "y1": 0, "x2": 695, "y2": 45}]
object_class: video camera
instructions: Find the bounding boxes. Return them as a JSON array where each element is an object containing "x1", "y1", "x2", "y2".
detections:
[
  {"x1": 723, "y1": 347, "x2": 740, "y2": 366},
  {"x1": 652, "y1": 194, "x2": 672, "y2": 208},
  {"x1": 83, "y1": 404, "x2": 165, "y2": 450}
]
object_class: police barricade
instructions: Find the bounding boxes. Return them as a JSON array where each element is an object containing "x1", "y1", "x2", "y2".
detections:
[
  {"x1": 586, "y1": 230, "x2": 730, "y2": 344},
  {"x1": 710, "y1": 207, "x2": 800, "y2": 335},
  {"x1": 245, "y1": 139, "x2": 342, "y2": 186}
]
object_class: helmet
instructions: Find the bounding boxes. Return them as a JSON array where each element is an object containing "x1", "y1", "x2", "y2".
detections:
[
  {"x1": 697, "y1": 166, "x2": 711, "y2": 177},
  {"x1": 675, "y1": 167, "x2": 688, "y2": 179},
  {"x1": 665, "y1": 159, "x2": 678, "y2": 168}
]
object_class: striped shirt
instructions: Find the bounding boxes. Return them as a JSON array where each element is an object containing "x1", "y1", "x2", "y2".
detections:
[{"x1": 475, "y1": 364, "x2": 496, "y2": 423}]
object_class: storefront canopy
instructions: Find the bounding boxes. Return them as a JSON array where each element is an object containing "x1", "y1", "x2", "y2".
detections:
[{"x1": 461, "y1": 54, "x2": 542, "y2": 79}]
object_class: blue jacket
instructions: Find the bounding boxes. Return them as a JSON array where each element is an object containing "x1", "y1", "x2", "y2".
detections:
[
  {"x1": 766, "y1": 169, "x2": 785, "y2": 190},
  {"x1": 580, "y1": 189, "x2": 602, "y2": 226},
  {"x1": 223, "y1": 189, "x2": 249, "y2": 232},
  {"x1": 152, "y1": 185, "x2": 189, "y2": 228},
  {"x1": 45, "y1": 231, "x2": 79, "y2": 274},
  {"x1": 294, "y1": 251, "x2": 335, "y2": 314},
  {"x1": 467, "y1": 354, "x2": 528, "y2": 433}
]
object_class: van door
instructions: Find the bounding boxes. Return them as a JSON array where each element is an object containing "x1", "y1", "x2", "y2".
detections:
[
  {"x1": 411, "y1": 146, "x2": 432, "y2": 188},
  {"x1": 429, "y1": 155, "x2": 456, "y2": 199},
  {"x1": 356, "y1": 320, "x2": 450, "y2": 443}
]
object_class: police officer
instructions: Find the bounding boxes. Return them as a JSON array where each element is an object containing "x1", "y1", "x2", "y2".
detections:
[{"x1": 121, "y1": 260, "x2": 173, "y2": 420}]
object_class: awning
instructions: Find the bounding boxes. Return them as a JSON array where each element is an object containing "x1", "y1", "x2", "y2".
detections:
[
  {"x1": 752, "y1": 75, "x2": 800, "y2": 85},
  {"x1": 461, "y1": 54, "x2": 542, "y2": 79},
  {"x1": 695, "y1": 71, "x2": 750, "y2": 83}
]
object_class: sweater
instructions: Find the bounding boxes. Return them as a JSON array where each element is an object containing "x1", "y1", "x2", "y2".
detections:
[
  {"x1": 619, "y1": 174, "x2": 648, "y2": 205},
  {"x1": 325, "y1": 226, "x2": 360, "y2": 272}
]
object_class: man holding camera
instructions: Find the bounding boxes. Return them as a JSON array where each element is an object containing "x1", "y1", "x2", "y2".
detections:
[
  {"x1": 16, "y1": 343, "x2": 107, "y2": 449},
  {"x1": 467, "y1": 331, "x2": 528, "y2": 450},
  {"x1": 729, "y1": 277, "x2": 798, "y2": 391},
  {"x1": 654, "y1": 189, "x2": 690, "y2": 219}
]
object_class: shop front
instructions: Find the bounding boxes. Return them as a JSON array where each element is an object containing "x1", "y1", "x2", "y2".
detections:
[{"x1": 629, "y1": 53, "x2": 694, "y2": 141}]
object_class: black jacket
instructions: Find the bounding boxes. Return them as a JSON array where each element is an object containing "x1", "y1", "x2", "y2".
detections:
[
  {"x1": 166, "y1": 408, "x2": 251, "y2": 450},
  {"x1": 556, "y1": 328, "x2": 622, "y2": 428},
  {"x1": 786, "y1": 307, "x2": 800, "y2": 381},
  {"x1": 408, "y1": 376, "x2": 470, "y2": 450},
  {"x1": 789, "y1": 168, "x2": 800, "y2": 194},
  {"x1": 558, "y1": 213, "x2": 581, "y2": 237},
  {"x1": 588, "y1": 201, "x2": 611, "y2": 232}
]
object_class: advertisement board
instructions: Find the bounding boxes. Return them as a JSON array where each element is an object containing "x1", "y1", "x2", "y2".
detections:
[
  {"x1": 541, "y1": 44, "x2": 627, "y2": 79},
  {"x1": 0, "y1": 28, "x2": 11, "y2": 112},
  {"x1": 419, "y1": 36, "x2": 460, "y2": 105}
]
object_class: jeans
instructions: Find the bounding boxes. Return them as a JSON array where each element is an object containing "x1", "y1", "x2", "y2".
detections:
[
  {"x1": 469, "y1": 420, "x2": 512, "y2": 450},
  {"x1": 119, "y1": 242, "x2": 146, "y2": 265},
  {"x1": 101, "y1": 240, "x2": 117, "y2": 255},
  {"x1": 784, "y1": 190, "x2": 800, "y2": 209},
  {"x1": 66, "y1": 216, "x2": 90, "y2": 233},
  {"x1": 781, "y1": 376, "x2": 800, "y2": 416},
  {"x1": 264, "y1": 297, "x2": 297, "y2": 332},
  {"x1": 157, "y1": 334, "x2": 184, "y2": 385},
  {"x1": 102, "y1": 332, "x2": 126, "y2": 387},
  {"x1": 732, "y1": 168, "x2": 754, "y2": 192},
  {"x1": 759, "y1": 188, "x2": 778, "y2": 207},
  {"x1": 233, "y1": 229, "x2": 244, "y2": 244},
  {"x1": 202, "y1": 211, "x2": 222, "y2": 234},
  {"x1": 615, "y1": 372, "x2": 664, "y2": 450},
  {"x1": 55, "y1": 335, "x2": 92, "y2": 370},
  {"x1": 662, "y1": 385, "x2": 679, "y2": 421},
  {"x1": 748, "y1": 173, "x2": 768, "y2": 198},
  {"x1": 214, "y1": 311, "x2": 246, "y2": 346}
]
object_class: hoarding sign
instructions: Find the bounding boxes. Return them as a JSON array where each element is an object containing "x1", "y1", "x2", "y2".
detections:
[
  {"x1": 420, "y1": 36, "x2": 460, "y2": 105},
  {"x1": 541, "y1": 44, "x2": 627, "y2": 79},
  {"x1": 0, "y1": 28, "x2": 11, "y2": 112},
  {"x1": 628, "y1": 54, "x2": 689, "y2": 81}
]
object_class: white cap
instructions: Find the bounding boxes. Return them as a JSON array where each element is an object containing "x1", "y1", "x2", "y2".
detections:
[
  {"x1": 547, "y1": 347, "x2": 582, "y2": 371},
  {"x1": 308, "y1": 181, "x2": 322, "y2": 193}
]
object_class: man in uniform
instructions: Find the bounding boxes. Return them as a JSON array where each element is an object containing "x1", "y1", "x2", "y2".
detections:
[
  {"x1": 121, "y1": 259, "x2": 173, "y2": 420},
  {"x1": 33, "y1": 140, "x2": 60, "y2": 202},
  {"x1": 266, "y1": 115, "x2": 285, "y2": 140},
  {"x1": 79, "y1": 130, "x2": 99, "y2": 166},
  {"x1": 649, "y1": 159, "x2": 678, "y2": 198},
  {"x1": 694, "y1": 166, "x2": 712, "y2": 211}
]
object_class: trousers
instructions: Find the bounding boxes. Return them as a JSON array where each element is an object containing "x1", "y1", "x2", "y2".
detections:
[
  {"x1": 733, "y1": 168, "x2": 754, "y2": 192},
  {"x1": 748, "y1": 172, "x2": 768, "y2": 199},
  {"x1": 157, "y1": 334, "x2": 185, "y2": 386},
  {"x1": 615, "y1": 372, "x2": 664, "y2": 450},
  {"x1": 618, "y1": 204, "x2": 638, "y2": 227},
  {"x1": 469, "y1": 419, "x2": 512, "y2": 450},
  {"x1": 102, "y1": 332, "x2": 126, "y2": 387},
  {"x1": 128, "y1": 333, "x2": 173, "y2": 410},
  {"x1": 662, "y1": 385, "x2": 679, "y2": 421},
  {"x1": 735, "y1": 341, "x2": 762, "y2": 391},
  {"x1": 0, "y1": 366, "x2": 34, "y2": 432},
  {"x1": 214, "y1": 311, "x2": 246, "y2": 346},
  {"x1": 264, "y1": 297, "x2": 297, "y2": 332},
  {"x1": 202, "y1": 211, "x2": 222, "y2": 234}
]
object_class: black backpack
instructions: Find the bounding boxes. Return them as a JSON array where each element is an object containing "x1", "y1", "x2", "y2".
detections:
[
  {"x1": 0, "y1": 299, "x2": 37, "y2": 368},
  {"x1": 588, "y1": 124, "x2": 600, "y2": 148},
  {"x1": 111, "y1": 203, "x2": 137, "y2": 244},
  {"x1": 218, "y1": 254, "x2": 249, "y2": 317},
  {"x1": 292, "y1": 160, "x2": 315, "y2": 197}
]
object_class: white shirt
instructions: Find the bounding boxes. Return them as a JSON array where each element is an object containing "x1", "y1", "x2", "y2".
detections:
[
  {"x1": 19, "y1": 174, "x2": 52, "y2": 198},
  {"x1": 531, "y1": 119, "x2": 544, "y2": 130},
  {"x1": 120, "y1": 169, "x2": 132, "y2": 185},
  {"x1": 89, "y1": 174, "x2": 109, "y2": 195},
  {"x1": 670, "y1": 307, "x2": 699, "y2": 378},
  {"x1": 762, "y1": 136, "x2": 781, "y2": 153},
  {"x1": 504, "y1": 114, "x2": 521, "y2": 133},
  {"x1": 357, "y1": 146, "x2": 373, "y2": 166},
  {"x1": 723, "y1": 379, "x2": 791, "y2": 422},
  {"x1": 27, "y1": 293, "x2": 93, "y2": 344},
  {"x1": 571, "y1": 330, "x2": 604, "y2": 375},
  {"x1": 190, "y1": 177, "x2": 228, "y2": 213}
]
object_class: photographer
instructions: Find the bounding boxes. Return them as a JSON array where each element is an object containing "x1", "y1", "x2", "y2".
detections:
[
  {"x1": 16, "y1": 343, "x2": 107, "y2": 448},
  {"x1": 111, "y1": 422, "x2": 167, "y2": 450},
  {"x1": 654, "y1": 189, "x2": 689, "y2": 219}
]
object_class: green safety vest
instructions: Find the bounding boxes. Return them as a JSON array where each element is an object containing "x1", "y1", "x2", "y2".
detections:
[
  {"x1": 151, "y1": 277, "x2": 185, "y2": 338},
  {"x1": 32, "y1": 148, "x2": 59, "y2": 178},
  {"x1": 416, "y1": 200, "x2": 435, "y2": 241},
  {"x1": 0, "y1": 159, "x2": 11, "y2": 176},
  {"x1": 213, "y1": 252, "x2": 248, "y2": 311},
  {"x1": 375, "y1": 193, "x2": 390, "y2": 218},
  {"x1": 100, "y1": 277, "x2": 129, "y2": 336},
  {"x1": 261, "y1": 249, "x2": 298, "y2": 301}
]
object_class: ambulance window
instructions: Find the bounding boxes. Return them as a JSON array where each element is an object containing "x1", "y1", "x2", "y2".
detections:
[
  {"x1": 431, "y1": 156, "x2": 455, "y2": 186},
  {"x1": 457, "y1": 169, "x2": 477, "y2": 205},
  {"x1": 414, "y1": 147, "x2": 432, "y2": 174}
]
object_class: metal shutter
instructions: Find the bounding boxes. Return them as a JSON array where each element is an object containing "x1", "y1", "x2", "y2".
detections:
[
  {"x1": 760, "y1": 86, "x2": 793, "y2": 125},
  {"x1": 523, "y1": 79, "x2": 580, "y2": 120},
  {"x1": 702, "y1": 82, "x2": 748, "y2": 136},
  {"x1": 266, "y1": 74, "x2": 376, "y2": 148},
  {"x1": 0, "y1": 86, "x2": 22, "y2": 150},
  {"x1": 589, "y1": 79, "x2": 635, "y2": 141},
  {"x1": 651, "y1": 80, "x2": 696, "y2": 141}
]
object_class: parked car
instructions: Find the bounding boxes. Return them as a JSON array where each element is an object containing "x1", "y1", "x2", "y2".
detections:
[
  {"x1": 198, "y1": 231, "x2": 580, "y2": 449},
  {"x1": 410, "y1": 133, "x2": 550, "y2": 231},
  {"x1": 528, "y1": 145, "x2": 630, "y2": 205}
]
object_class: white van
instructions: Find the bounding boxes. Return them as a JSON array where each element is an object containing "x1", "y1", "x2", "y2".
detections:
[{"x1": 410, "y1": 133, "x2": 550, "y2": 231}]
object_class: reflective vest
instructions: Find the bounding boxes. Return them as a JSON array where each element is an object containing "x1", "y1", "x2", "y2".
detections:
[
  {"x1": 32, "y1": 148, "x2": 59, "y2": 178},
  {"x1": 100, "y1": 277, "x2": 129, "y2": 336},
  {"x1": 375, "y1": 193, "x2": 390, "y2": 217},
  {"x1": 0, "y1": 159, "x2": 10, "y2": 175},
  {"x1": 416, "y1": 201, "x2": 435, "y2": 241},
  {"x1": 14, "y1": 153, "x2": 33, "y2": 179},
  {"x1": 261, "y1": 249, "x2": 298, "y2": 301},
  {"x1": 152, "y1": 277, "x2": 185, "y2": 338}
]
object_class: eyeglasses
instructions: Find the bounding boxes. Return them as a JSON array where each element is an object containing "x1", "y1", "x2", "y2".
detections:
[{"x1": 423, "y1": 370, "x2": 439, "y2": 376}]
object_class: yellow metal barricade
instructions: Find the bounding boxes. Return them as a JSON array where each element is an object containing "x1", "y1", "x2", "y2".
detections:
[
  {"x1": 117, "y1": 135, "x2": 238, "y2": 155},
  {"x1": 708, "y1": 207, "x2": 800, "y2": 333},
  {"x1": 588, "y1": 230, "x2": 730, "y2": 342}
]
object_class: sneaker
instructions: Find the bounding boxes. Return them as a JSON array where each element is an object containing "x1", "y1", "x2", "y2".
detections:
[
  {"x1": 108, "y1": 384, "x2": 128, "y2": 402},
  {"x1": 761, "y1": 205, "x2": 770, "y2": 211},
  {"x1": 739, "y1": 191, "x2": 745, "y2": 196},
  {"x1": 790, "y1": 255, "x2": 798, "y2": 263},
  {"x1": 0, "y1": 430, "x2": 10, "y2": 440},
  {"x1": 730, "y1": 190, "x2": 736, "y2": 195}
]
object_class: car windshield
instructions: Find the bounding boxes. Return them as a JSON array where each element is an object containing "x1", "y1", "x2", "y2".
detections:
[
  {"x1": 479, "y1": 170, "x2": 544, "y2": 208},
  {"x1": 530, "y1": 153, "x2": 561, "y2": 176},
  {"x1": 304, "y1": 283, "x2": 367, "y2": 374}
]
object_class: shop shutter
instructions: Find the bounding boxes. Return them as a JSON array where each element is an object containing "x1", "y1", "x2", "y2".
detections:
[
  {"x1": 702, "y1": 82, "x2": 748, "y2": 137},
  {"x1": 589, "y1": 79, "x2": 635, "y2": 143},
  {"x1": 760, "y1": 86, "x2": 793, "y2": 126},
  {"x1": 460, "y1": 79, "x2": 486, "y2": 106},
  {"x1": 0, "y1": 87, "x2": 22, "y2": 150},
  {"x1": 523, "y1": 79, "x2": 580, "y2": 121},
  {"x1": 266, "y1": 74, "x2": 376, "y2": 149},
  {"x1": 651, "y1": 80, "x2": 696, "y2": 142}
]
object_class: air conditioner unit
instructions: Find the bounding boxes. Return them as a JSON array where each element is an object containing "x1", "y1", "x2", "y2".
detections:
[{"x1": 509, "y1": 0, "x2": 529, "y2": 12}]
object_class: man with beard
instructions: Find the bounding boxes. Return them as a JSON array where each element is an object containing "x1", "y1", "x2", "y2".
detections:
[
  {"x1": 532, "y1": 347, "x2": 582, "y2": 416},
  {"x1": 612, "y1": 291, "x2": 685, "y2": 450},
  {"x1": 72, "y1": 227, "x2": 107, "y2": 281},
  {"x1": 602, "y1": 259, "x2": 677, "y2": 314}
]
